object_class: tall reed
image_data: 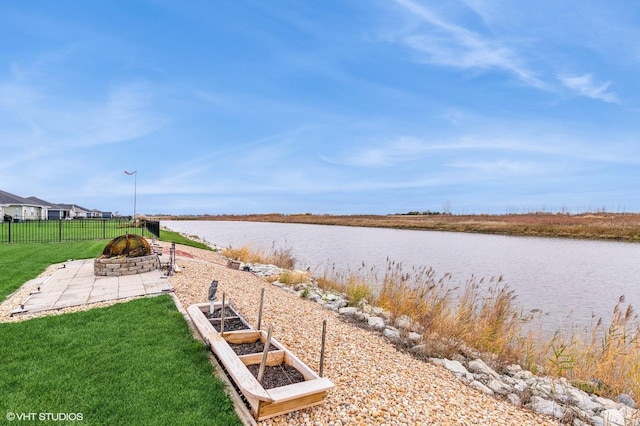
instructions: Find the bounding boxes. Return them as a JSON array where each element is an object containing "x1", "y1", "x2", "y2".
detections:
[
  {"x1": 314, "y1": 259, "x2": 639, "y2": 401},
  {"x1": 221, "y1": 244, "x2": 639, "y2": 401},
  {"x1": 533, "y1": 296, "x2": 640, "y2": 399}
]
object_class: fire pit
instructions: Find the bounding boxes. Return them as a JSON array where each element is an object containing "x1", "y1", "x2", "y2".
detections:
[{"x1": 94, "y1": 234, "x2": 159, "y2": 277}]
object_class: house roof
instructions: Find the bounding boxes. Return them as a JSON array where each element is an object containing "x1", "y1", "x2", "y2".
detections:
[
  {"x1": 26, "y1": 196, "x2": 62, "y2": 209},
  {"x1": 57, "y1": 203, "x2": 92, "y2": 213},
  {"x1": 0, "y1": 189, "x2": 41, "y2": 207},
  {"x1": 2, "y1": 191, "x2": 103, "y2": 213}
]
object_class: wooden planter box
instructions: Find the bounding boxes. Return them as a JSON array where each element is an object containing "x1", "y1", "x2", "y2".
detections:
[{"x1": 188, "y1": 302, "x2": 334, "y2": 421}]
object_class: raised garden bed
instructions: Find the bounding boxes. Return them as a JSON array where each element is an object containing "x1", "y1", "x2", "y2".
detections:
[{"x1": 188, "y1": 302, "x2": 334, "y2": 421}]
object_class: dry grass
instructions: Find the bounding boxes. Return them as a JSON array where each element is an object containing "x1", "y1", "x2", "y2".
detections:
[
  {"x1": 294, "y1": 257, "x2": 640, "y2": 401},
  {"x1": 220, "y1": 243, "x2": 296, "y2": 270},
  {"x1": 316, "y1": 272, "x2": 373, "y2": 307},
  {"x1": 278, "y1": 270, "x2": 310, "y2": 286},
  {"x1": 159, "y1": 212, "x2": 640, "y2": 241},
  {"x1": 532, "y1": 297, "x2": 640, "y2": 400}
]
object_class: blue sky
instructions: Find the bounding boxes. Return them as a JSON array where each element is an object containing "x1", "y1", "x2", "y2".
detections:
[{"x1": 1, "y1": 1, "x2": 639, "y2": 215}]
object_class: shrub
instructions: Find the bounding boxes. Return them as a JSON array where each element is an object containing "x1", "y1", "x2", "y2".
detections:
[{"x1": 278, "y1": 270, "x2": 309, "y2": 286}]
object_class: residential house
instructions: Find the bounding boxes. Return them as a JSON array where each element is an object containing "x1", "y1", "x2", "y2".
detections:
[
  {"x1": 0, "y1": 190, "x2": 46, "y2": 221},
  {"x1": 57, "y1": 204, "x2": 92, "y2": 219},
  {"x1": 26, "y1": 196, "x2": 64, "y2": 220}
]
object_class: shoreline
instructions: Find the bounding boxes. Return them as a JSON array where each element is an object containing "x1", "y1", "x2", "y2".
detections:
[{"x1": 150, "y1": 212, "x2": 640, "y2": 242}]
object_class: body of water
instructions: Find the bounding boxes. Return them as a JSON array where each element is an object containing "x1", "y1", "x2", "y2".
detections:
[{"x1": 163, "y1": 220, "x2": 640, "y2": 333}]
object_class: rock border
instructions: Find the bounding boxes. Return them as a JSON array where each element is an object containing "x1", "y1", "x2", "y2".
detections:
[{"x1": 243, "y1": 260, "x2": 638, "y2": 426}]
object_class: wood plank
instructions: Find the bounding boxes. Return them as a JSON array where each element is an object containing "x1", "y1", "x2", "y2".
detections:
[
  {"x1": 187, "y1": 304, "x2": 216, "y2": 339},
  {"x1": 266, "y1": 377, "x2": 335, "y2": 403},
  {"x1": 284, "y1": 349, "x2": 320, "y2": 381},
  {"x1": 193, "y1": 301, "x2": 221, "y2": 312},
  {"x1": 222, "y1": 330, "x2": 262, "y2": 344},
  {"x1": 239, "y1": 350, "x2": 285, "y2": 367},
  {"x1": 208, "y1": 336, "x2": 273, "y2": 402},
  {"x1": 257, "y1": 391, "x2": 328, "y2": 421},
  {"x1": 223, "y1": 330, "x2": 286, "y2": 351}
]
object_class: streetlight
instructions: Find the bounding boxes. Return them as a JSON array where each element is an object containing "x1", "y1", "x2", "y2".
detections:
[{"x1": 124, "y1": 170, "x2": 137, "y2": 223}]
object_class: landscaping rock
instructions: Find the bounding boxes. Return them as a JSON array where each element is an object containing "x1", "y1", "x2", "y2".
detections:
[
  {"x1": 338, "y1": 306, "x2": 358, "y2": 315},
  {"x1": 618, "y1": 393, "x2": 636, "y2": 408},
  {"x1": 383, "y1": 327, "x2": 400, "y2": 340},
  {"x1": 599, "y1": 409, "x2": 625, "y2": 426},
  {"x1": 470, "y1": 380, "x2": 494, "y2": 395},
  {"x1": 367, "y1": 316, "x2": 385, "y2": 330},
  {"x1": 487, "y1": 378, "x2": 512, "y2": 395},
  {"x1": 526, "y1": 396, "x2": 567, "y2": 420},
  {"x1": 408, "y1": 331, "x2": 422, "y2": 342},
  {"x1": 394, "y1": 314, "x2": 411, "y2": 329},
  {"x1": 468, "y1": 358, "x2": 500, "y2": 380}
]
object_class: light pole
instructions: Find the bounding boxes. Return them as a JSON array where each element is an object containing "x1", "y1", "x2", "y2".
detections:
[{"x1": 124, "y1": 170, "x2": 137, "y2": 222}]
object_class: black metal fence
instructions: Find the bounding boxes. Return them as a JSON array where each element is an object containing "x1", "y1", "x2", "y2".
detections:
[{"x1": 0, "y1": 218, "x2": 160, "y2": 243}]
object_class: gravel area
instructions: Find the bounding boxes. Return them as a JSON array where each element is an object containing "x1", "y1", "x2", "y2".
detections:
[{"x1": 164, "y1": 242, "x2": 556, "y2": 426}]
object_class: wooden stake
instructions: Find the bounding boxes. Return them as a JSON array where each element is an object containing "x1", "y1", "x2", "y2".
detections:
[
  {"x1": 220, "y1": 292, "x2": 226, "y2": 336},
  {"x1": 319, "y1": 319, "x2": 327, "y2": 377},
  {"x1": 257, "y1": 324, "x2": 273, "y2": 385},
  {"x1": 257, "y1": 288, "x2": 265, "y2": 330}
]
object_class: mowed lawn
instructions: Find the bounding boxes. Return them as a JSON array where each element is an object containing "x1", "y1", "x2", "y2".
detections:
[{"x1": 0, "y1": 295, "x2": 241, "y2": 425}]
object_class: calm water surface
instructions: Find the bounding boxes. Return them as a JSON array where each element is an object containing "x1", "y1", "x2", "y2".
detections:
[{"x1": 163, "y1": 220, "x2": 640, "y2": 333}]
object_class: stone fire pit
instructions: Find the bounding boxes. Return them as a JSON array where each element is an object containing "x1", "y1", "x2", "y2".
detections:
[{"x1": 94, "y1": 234, "x2": 159, "y2": 277}]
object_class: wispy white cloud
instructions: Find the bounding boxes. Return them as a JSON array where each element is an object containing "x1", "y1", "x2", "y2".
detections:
[
  {"x1": 0, "y1": 78, "x2": 165, "y2": 162},
  {"x1": 445, "y1": 159, "x2": 536, "y2": 175},
  {"x1": 323, "y1": 136, "x2": 434, "y2": 167},
  {"x1": 558, "y1": 74, "x2": 618, "y2": 103},
  {"x1": 391, "y1": 0, "x2": 546, "y2": 89}
]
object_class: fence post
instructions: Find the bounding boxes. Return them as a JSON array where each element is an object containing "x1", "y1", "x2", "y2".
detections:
[
  {"x1": 7, "y1": 220, "x2": 11, "y2": 243},
  {"x1": 58, "y1": 219, "x2": 62, "y2": 242},
  {"x1": 102, "y1": 220, "x2": 106, "y2": 239}
]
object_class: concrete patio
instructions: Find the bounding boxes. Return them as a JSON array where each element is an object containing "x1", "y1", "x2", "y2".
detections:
[{"x1": 12, "y1": 259, "x2": 173, "y2": 315}]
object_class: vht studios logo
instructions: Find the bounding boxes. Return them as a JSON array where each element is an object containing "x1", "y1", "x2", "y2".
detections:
[{"x1": 6, "y1": 412, "x2": 84, "y2": 422}]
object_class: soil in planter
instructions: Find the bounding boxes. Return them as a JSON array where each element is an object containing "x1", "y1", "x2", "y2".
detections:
[
  {"x1": 228, "y1": 341, "x2": 278, "y2": 356},
  {"x1": 211, "y1": 317, "x2": 250, "y2": 332},
  {"x1": 206, "y1": 306, "x2": 237, "y2": 319},
  {"x1": 246, "y1": 363, "x2": 306, "y2": 389}
]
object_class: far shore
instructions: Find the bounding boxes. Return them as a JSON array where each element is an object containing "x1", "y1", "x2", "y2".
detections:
[{"x1": 152, "y1": 212, "x2": 640, "y2": 242}]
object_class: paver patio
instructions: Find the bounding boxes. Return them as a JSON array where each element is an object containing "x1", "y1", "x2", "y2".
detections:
[{"x1": 14, "y1": 259, "x2": 172, "y2": 314}]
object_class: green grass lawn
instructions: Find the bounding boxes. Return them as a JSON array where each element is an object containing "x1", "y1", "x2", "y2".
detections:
[
  {"x1": 158, "y1": 229, "x2": 212, "y2": 251},
  {"x1": 0, "y1": 295, "x2": 241, "y2": 425}
]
